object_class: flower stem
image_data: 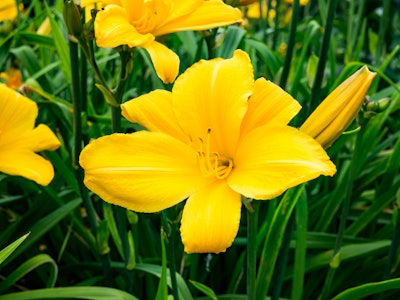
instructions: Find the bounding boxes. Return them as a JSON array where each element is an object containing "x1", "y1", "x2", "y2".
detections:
[
  {"x1": 68, "y1": 38, "x2": 98, "y2": 236},
  {"x1": 319, "y1": 124, "x2": 365, "y2": 300},
  {"x1": 279, "y1": 0, "x2": 300, "y2": 89},
  {"x1": 374, "y1": 0, "x2": 390, "y2": 64},
  {"x1": 310, "y1": 0, "x2": 339, "y2": 111},
  {"x1": 271, "y1": 0, "x2": 280, "y2": 50},
  {"x1": 161, "y1": 211, "x2": 179, "y2": 300},
  {"x1": 375, "y1": 193, "x2": 400, "y2": 300},
  {"x1": 271, "y1": 215, "x2": 294, "y2": 300},
  {"x1": 247, "y1": 200, "x2": 259, "y2": 300}
]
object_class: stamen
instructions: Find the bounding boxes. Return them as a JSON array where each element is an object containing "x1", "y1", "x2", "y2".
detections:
[{"x1": 196, "y1": 129, "x2": 234, "y2": 180}]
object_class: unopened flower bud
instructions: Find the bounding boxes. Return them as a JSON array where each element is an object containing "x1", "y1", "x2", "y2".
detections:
[
  {"x1": 363, "y1": 97, "x2": 390, "y2": 119},
  {"x1": 300, "y1": 66, "x2": 376, "y2": 148},
  {"x1": 63, "y1": 0, "x2": 83, "y2": 39}
]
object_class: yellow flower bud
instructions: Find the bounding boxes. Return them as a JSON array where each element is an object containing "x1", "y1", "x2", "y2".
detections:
[{"x1": 300, "y1": 66, "x2": 376, "y2": 148}]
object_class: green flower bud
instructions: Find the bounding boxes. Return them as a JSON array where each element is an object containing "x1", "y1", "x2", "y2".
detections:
[
  {"x1": 365, "y1": 97, "x2": 390, "y2": 113},
  {"x1": 63, "y1": 0, "x2": 83, "y2": 39}
]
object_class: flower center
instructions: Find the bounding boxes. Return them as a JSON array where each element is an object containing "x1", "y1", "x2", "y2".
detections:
[
  {"x1": 196, "y1": 129, "x2": 234, "y2": 180},
  {"x1": 131, "y1": 2, "x2": 157, "y2": 34}
]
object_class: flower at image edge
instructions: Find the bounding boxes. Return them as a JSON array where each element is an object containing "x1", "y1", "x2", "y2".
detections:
[
  {"x1": 0, "y1": 0, "x2": 21, "y2": 23},
  {"x1": 0, "y1": 84, "x2": 61, "y2": 185},
  {"x1": 89, "y1": 0, "x2": 242, "y2": 83},
  {"x1": 80, "y1": 50, "x2": 336, "y2": 253}
]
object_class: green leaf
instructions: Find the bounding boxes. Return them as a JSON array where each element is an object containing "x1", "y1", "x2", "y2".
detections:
[
  {"x1": 155, "y1": 229, "x2": 168, "y2": 300},
  {"x1": 1, "y1": 198, "x2": 82, "y2": 267},
  {"x1": 0, "y1": 233, "x2": 29, "y2": 265},
  {"x1": 45, "y1": 3, "x2": 71, "y2": 81},
  {"x1": 135, "y1": 263, "x2": 193, "y2": 300},
  {"x1": 216, "y1": 26, "x2": 246, "y2": 59},
  {"x1": 0, "y1": 287, "x2": 139, "y2": 300},
  {"x1": 0, "y1": 254, "x2": 57, "y2": 293},
  {"x1": 256, "y1": 184, "x2": 305, "y2": 297},
  {"x1": 331, "y1": 278, "x2": 400, "y2": 300},
  {"x1": 189, "y1": 280, "x2": 217, "y2": 300}
]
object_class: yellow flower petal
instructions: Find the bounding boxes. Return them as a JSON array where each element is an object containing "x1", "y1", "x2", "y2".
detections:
[
  {"x1": 153, "y1": 0, "x2": 242, "y2": 36},
  {"x1": 180, "y1": 180, "x2": 241, "y2": 253},
  {"x1": 0, "y1": 85, "x2": 60, "y2": 185},
  {"x1": 80, "y1": 0, "x2": 121, "y2": 7},
  {"x1": 0, "y1": 84, "x2": 37, "y2": 134},
  {"x1": 0, "y1": 0, "x2": 18, "y2": 23},
  {"x1": 240, "y1": 77, "x2": 301, "y2": 136},
  {"x1": 94, "y1": 5, "x2": 154, "y2": 48},
  {"x1": 80, "y1": 131, "x2": 207, "y2": 212},
  {"x1": 0, "y1": 150, "x2": 55, "y2": 186},
  {"x1": 228, "y1": 125, "x2": 336, "y2": 199},
  {"x1": 172, "y1": 49, "x2": 253, "y2": 157},
  {"x1": 16, "y1": 124, "x2": 61, "y2": 152},
  {"x1": 142, "y1": 41, "x2": 180, "y2": 83},
  {"x1": 121, "y1": 90, "x2": 189, "y2": 143}
]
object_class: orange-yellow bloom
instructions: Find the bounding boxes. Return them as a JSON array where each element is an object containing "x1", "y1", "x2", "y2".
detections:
[
  {"x1": 80, "y1": 50, "x2": 336, "y2": 253},
  {"x1": 0, "y1": 84, "x2": 61, "y2": 185},
  {"x1": 85, "y1": 0, "x2": 242, "y2": 83},
  {"x1": 0, "y1": 0, "x2": 20, "y2": 23},
  {"x1": 300, "y1": 66, "x2": 376, "y2": 148},
  {"x1": 0, "y1": 67, "x2": 22, "y2": 90}
]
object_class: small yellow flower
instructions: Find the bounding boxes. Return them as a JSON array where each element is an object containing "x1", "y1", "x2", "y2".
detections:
[
  {"x1": 0, "y1": 84, "x2": 61, "y2": 185},
  {"x1": 80, "y1": 50, "x2": 335, "y2": 253},
  {"x1": 0, "y1": 67, "x2": 22, "y2": 90},
  {"x1": 84, "y1": 0, "x2": 242, "y2": 83},
  {"x1": 300, "y1": 66, "x2": 376, "y2": 148},
  {"x1": 285, "y1": 0, "x2": 309, "y2": 6},
  {"x1": 36, "y1": 17, "x2": 52, "y2": 36},
  {"x1": 246, "y1": 1, "x2": 276, "y2": 20},
  {"x1": 0, "y1": 0, "x2": 20, "y2": 23}
]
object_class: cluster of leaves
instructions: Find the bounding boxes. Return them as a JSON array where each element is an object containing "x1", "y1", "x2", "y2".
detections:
[{"x1": 1, "y1": 0, "x2": 400, "y2": 299}]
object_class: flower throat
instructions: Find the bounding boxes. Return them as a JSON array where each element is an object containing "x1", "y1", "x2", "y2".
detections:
[{"x1": 196, "y1": 129, "x2": 233, "y2": 180}]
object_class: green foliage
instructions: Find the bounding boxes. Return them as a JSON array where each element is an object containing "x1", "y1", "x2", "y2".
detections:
[{"x1": 0, "y1": 0, "x2": 400, "y2": 299}]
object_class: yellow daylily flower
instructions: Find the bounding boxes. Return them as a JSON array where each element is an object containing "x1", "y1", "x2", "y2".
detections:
[
  {"x1": 86, "y1": 0, "x2": 242, "y2": 83},
  {"x1": 285, "y1": 0, "x2": 309, "y2": 6},
  {"x1": 300, "y1": 66, "x2": 376, "y2": 148},
  {"x1": 246, "y1": 0, "x2": 275, "y2": 20},
  {"x1": 0, "y1": 0, "x2": 19, "y2": 23},
  {"x1": 80, "y1": 50, "x2": 336, "y2": 253},
  {"x1": 0, "y1": 84, "x2": 61, "y2": 185}
]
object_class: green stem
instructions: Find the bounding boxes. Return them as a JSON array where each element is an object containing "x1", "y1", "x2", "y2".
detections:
[
  {"x1": 68, "y1": 39, "x2": 98, "y2": 236},
  {"x1": 247, "y1": 201, "x2": 259, "y2": 300},
  {"x1": 161, "y1": 211, "x2": 179, "y2": 300},
  {"x1": 259, "y1": 0, "x2": 267, "y2": 38},
  {"x1": 111, "y1": 106, "x2": 122, "y2": 133},
  {"x1": 271, "y1": 215, "x2": 294, "y2": 300},
  {"x1": 256, "y1": 184, "x2": 305, "y2": 298},
  {"x1": 374, "y1": 0, "x2": 390, "y2": 64},
  {"x1": 279, "y1": 0, "x2": 300, "y2": 89},
  {"x1": 271, "y1": 0, "x2": 280, "y2": 50},
  {"x1": 374, "y1": 195, "x2": 400, "y2": 300},
  {"x1": 319, "y1": 125, "x2": 365, "y2": 300},
  {"x1": 310, "y1": 0, "x2": 339, "y2": 111}
]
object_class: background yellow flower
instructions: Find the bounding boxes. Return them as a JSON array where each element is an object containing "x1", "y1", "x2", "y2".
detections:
[{"x1": 0, "y1": 84, "x2": 61, "y2": 185}]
